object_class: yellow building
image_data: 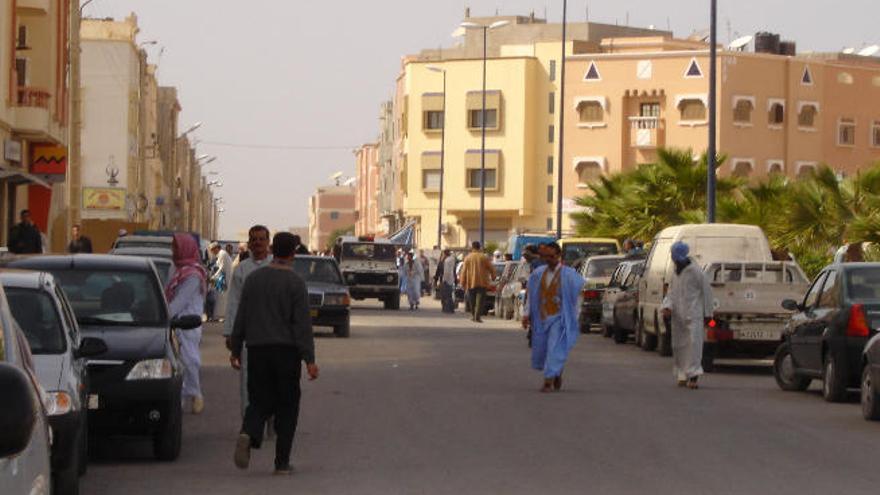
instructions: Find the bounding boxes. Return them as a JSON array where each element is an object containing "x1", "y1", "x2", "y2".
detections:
[{"x1": 562, "y1": 35, "x2": 880, "y2": 225}]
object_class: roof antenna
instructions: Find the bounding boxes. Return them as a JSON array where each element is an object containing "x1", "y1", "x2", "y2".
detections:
[{"x1": 585, "y1": 3, "x2": 589, "y2": 22}]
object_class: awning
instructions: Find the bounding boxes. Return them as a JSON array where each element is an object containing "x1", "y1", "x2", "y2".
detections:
[
  {"x1": 388, "y1": 221, "x2": 417, "y2": 247},
  {"x1": 0, "y1": 165, "x2": 51, "y2": 189}
]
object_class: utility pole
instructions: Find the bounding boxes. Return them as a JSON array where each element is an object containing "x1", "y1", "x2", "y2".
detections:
[
  {"x1": 707, "y1": 0, "x2": 718, "y2": 223},
  {"x1": 555, "y1": 0, "x2": 568, "y2": 238}
]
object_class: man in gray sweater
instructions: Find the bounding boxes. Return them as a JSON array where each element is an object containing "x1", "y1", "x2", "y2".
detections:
[{"x1": 230, "y1": 232, "x2": 319, "y2": 475}]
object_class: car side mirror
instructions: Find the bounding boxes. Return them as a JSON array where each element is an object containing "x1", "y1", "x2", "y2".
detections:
[
  {"x1": 781, "y1": 299, "x2": 801, "y2": 312},
  {"x1": 75, "y1": 337, "x2": 107, "y2": 359},
  {"x1": 0, "y1": 362, "x2": 38, "y2": 458},
  {"x1": 171, "y1": 314, "x2": 202, "y2": 330}
]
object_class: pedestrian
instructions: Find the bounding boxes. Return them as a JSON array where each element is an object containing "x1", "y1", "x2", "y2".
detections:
[
  {"x1": 459, "y1": 241, "x2": 496, "y2": 323},
  {"x1": 403, "y1": 252, "x2": 423, "y2": 310},
  {"x1": 493, "y1": 249, "x2": 504, "y2": 263},
  {"x1": 521, "y1": 242, "x2": 584, "y2": 392},
  {"x1": 224, "y1": 225, "x2": 273, "y2": 418},
  {"x1": 291, "y1": 234, "x2": 310, "y2": 255},
  {"x1": 8, "y1": 209, "x2": 42, "y2": 254},
  {"x1": 419, "y1": 250, "x2": 431, "y2": 296},
  {"x1": 439, "y1": 249, "x2": 456, "y2": 313},
  {"x1": 166, "y1": 233, "x2": 208, "y2": 413},
  {"x1": 397, "y1": 249, "x2": 408, "y2": 295},
  {"x1": 209, "y1": 242, "x2": 234, "y2": 321},
  {"x1": 229, "y1": 232, "x2": 319, "y2": 475},
  {"x1": 67, "y1": 224, "x2": 93, "y2": 253},
  {"x1": 233, "y1": 242, "x2": 250, "y2": 270},
  {"x1": 661, "y1": 241, "x2": 714, "y2": 390}
]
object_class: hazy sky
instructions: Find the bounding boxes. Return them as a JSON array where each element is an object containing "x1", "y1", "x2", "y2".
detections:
[{"x1": 84, "y1": 0, "x2": 878, "y2": 239}]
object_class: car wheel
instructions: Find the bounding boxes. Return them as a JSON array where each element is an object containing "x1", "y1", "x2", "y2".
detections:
[
  {"x1": 862, "y1": 365, "x2": 880, "y2": 421},
  {"x1": 334, "y1": 319, "x2": 351, "y2": 338},
  {"x1": 640, "y1": 317, "x2": 657, "y2": 351},
  {"x1": 384, "y1": 293, "x2": 401, "y2": 310},
  {"x1": 613, "y1": 325, "x2": 628, "y2": 344},
  {"x1": 773, "y1": 343, "x2": 811, "y2": 391},
  {"x1": 822, "y1": 350, "x2": 848, "y2": 403},
  {"x1": 53, "y1": 452, "x2": 80, "y2": 495},
  {"x1": 153, "y1": 397, "x2": 183, "y2": 461}
]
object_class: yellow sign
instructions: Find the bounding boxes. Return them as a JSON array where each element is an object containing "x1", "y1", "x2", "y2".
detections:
[{"x1": 83, "y1": 187, "x2": 126, "y2": 210}]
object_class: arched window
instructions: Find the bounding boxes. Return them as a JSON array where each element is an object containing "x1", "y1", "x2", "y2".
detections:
[
  {"x1": 733, "y1": 98, "x2": 754, "y2": 124},
  {"x1": 798, "y1": 103, "x2": 818, "y2": 128},
  {"x1": 575, "y1": 161, "x2": 604, "y2": 186},
  {"x1": 576, "y1": 100, "x2": 604, "y2": 123},
  {"x1": 731, "y1": 160, "x2": 754, "y2": 178},
  {"x1": 768, "y1": 102, "x2": 785, "y2": 125}
]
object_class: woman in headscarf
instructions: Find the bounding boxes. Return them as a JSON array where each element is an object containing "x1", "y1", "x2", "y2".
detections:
[
  {"x1": 166, "y1": 233, "x2": 208, "y2": 413},
  {"x1": 403, "y1": 251, "x2": 424, "y2": 310}
]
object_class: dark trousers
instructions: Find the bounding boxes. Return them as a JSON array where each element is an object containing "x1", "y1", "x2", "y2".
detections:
[
  {"x1": 468, "y1": 287, "x2": 486, "y2": 320},
  {"x1": 241, "y1": 345, "x2": 302, "y2": 469},
  {"x1": 440, "y1": 282, "x2": 454, "y2": 313}
]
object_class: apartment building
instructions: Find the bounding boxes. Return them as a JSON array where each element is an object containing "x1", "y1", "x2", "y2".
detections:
[
  {"x1": 561, "y1": 35, "x2": 880, "y2": 213},
  {"x1": 354, "y1": 142, "x2": 379, "y2": 236},
  {"x1": 308, "y1": 185, "x2": 355, "y2": 252},
  {"x1": 1, "y1": 0, "x2": 72, "y2": 249}
]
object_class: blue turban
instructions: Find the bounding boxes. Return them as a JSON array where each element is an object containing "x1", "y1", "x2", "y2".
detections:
[{"x1": 671, "y1": 241, "x2": 690, "y2": 262}]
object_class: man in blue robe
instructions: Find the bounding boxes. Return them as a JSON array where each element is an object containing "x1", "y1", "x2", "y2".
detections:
[{"x1": 522, "y1": 242, "x2": 585, "y2": 392}]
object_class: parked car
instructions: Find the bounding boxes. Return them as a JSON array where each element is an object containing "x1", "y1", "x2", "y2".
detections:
[
  {"x1": 559, "y1": 237, "x2": 620, "y2": 269},
  {"x1": 638, "y1": 224, "x2": 774, "y2": 353},
  {"x1": 5, "y1": 255, "x2": 202, "y2": 461},
  {"x1": 0, "y1": 287, "x2": 52, "y2": 495},
  {"x1": 578, "y1": 255, "x2": 626, "y2": 333},
  {"x1": 862, "y1": 332, "x2": 880, "y2": 420},
  {"x1": 293, "y1": 256, "x2": 351, "y2": 338},
  {"x1": 111, "y1": 234, "x2": 173, "y2": 251},
  {"x1": 701, "y1": 261, "x2": 809, "y2": 370},
  {"x1": 600, "y1": 260, "x2": 645, "y2": 343},
  {"x1": 1, "y1": 270, "x2": 108, "y2": 494},
  {"x1": 109, "y1": 246, "x2": 174, "y2": 286},
  {"x1": 773, "y1": 262, "x2": 880, "y2": 402},
  {"x1": 498, "y1": 260, "x2": 533, "y2": 320}
]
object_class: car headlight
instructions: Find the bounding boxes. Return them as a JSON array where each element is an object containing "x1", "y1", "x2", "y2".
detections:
[
  {"x1": 386, "y1": 274, "x2": 396, "y2": 282},
  {"x1": 345, "y1": 273, "x2": 356, "y2": 283},
  {"x1": 45, "y1": 391, "x2": 73, "y2": 416},
  {"x1": 126, "y1": 359, "x2": 173, "y2": 381},
  {"x1": 324, "y1": 293, "x2": 351, "y2": 306}
]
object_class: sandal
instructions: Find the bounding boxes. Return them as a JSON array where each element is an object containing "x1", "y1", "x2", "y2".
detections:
[
  {"x1": 553, "y1": 375, "x2": 563, "y2": 391},
  {"x1": 687, "y1": 377, "x2": 699, "y2": 389},
  {"x1": 540, "y1": 379, "x2": 554, "y2": 393}
]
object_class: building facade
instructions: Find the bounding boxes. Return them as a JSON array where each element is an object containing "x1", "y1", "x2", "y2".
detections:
[
  {"x1": 307, "y1": 185, "x2": 355, "y2": 252},
  {"x1": 354, "y1": 142, "x2": 379, "y2": 236}
]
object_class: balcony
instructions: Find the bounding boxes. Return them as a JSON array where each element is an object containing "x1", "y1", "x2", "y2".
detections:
[
  {"x1": 17, "y1": 0, "x2": 50, "y2": 13},
  {"x1": 629, "y1": 116, "x2": 665, "y2": 149},
  {"x1": 16, "y1": 87, "x2": 51, "y2": 109},
  {"x1": 13, "y1": 86, "x2": 64, "y2": 144}
]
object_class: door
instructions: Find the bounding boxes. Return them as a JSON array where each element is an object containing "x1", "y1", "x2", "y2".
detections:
[
  {"x1": 641, "y1": 239, "x2": 671, "y2": 332},
  {"x1": 790, "y1": 271, "x2": 828, "y2": 373},
  {"x1": 805, "y1": 269, "x2": 841, "y2": 370}
]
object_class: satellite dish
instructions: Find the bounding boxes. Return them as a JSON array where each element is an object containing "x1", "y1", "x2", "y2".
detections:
[
  {"x1": 727, "y1": 35, "x2": 753, "y2": 51},
  {"x1": 842, "y1": 47, "x2": 856, "y2": 54},
  {"x1": 342, "y1": 177, "x2": 357, "y2": 187},
  {"x1": 330, "y1": 171, "x2": 343, "y2": 180},
  {"x1": 858, "y1": 45, "x2": 880, "y2": 57}
]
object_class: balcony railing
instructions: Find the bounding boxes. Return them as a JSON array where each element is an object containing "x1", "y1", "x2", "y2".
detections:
[
  {"x1": 629, "y1": 116, "x2": 665, "y2": 148},
  {"x1": 16, "y1": 87, "x2": 51, "y2": 109}
]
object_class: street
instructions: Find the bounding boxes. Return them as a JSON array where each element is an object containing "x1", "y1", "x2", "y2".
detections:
[{"x1": 82, "y1": 298, "x2": 879, "y2": 495}]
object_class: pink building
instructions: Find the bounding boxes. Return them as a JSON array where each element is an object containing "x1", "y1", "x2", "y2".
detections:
[
  {"x1": 308, "y1": 185, "x2": 356, "y2": 252},
  {"x1": 354, "y1": 143, "x2": 380, "y2": 236}
]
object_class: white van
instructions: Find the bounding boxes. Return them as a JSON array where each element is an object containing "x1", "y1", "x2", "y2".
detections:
[{"x1": 637, "y1": 224, "x2": 774, "y2": 354}]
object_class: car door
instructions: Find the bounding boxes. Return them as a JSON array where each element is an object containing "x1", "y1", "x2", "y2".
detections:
[
  {"x1": 56, "y1": 286, "x2": 88, "y2": 406},
  {"x1": 789, "y1": 270, "x2": 828, "y2": 373},
  {"x1": 807, "y1": 269, "x2": 842, "y2": 370},
  {"x1": 602, "y1": 265, "x2": 625, "y2": 324}
]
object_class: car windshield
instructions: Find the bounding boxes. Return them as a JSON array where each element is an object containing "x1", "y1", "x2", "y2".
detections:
[
  {"x1": 152, "y1": 259, "x2": 173, "y2": 286},
  {"x1": 5, "y1": 288, "x2": 65, "y2": 355},
  {"x1": 49, "y1": 269, "x2": 166, "y2": 327},
  {"x1": 115, "y1": 239, "x2": 171, "y2": 250},
  {"x1": 341, "y1": 243, "x2": 397, "y2": 261},
  {"x1": 845, "y1": 267, "x2": 880, "y2": 302},
  {"x1": 586, "y1": 258, "x2": 622, "y2": 278},
  {"x1": 293, "y1": 259, "x2": 343, "y2": 284},
  {"x1": 564, "y1": 242, "x2": 619, "y2": 264}
]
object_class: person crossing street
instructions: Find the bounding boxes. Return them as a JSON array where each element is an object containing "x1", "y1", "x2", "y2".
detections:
[{"x1": 459, "y1": 242, "x2": 496, "y2": 323}]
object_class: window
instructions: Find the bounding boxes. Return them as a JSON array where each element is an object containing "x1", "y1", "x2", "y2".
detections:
[
  {"x1": 796, "y1": 162, "x2": 817, "y2": 179},
  {"x1": 422, "y1": 170, "x2": 441, "y2": 191},
  {"x1": 679, "y1": 99, "x2": 707, "y2": 121},
  {"x1": 549, "y1": 60, "x2": 557, "y2": 81},
  {"x1": 584, "y1": 61, "x2": 601, "y2": 81},
  {"x1": 547, "y1": 156, "x2": 554, "y2": 174},
  {"x1": 838, "y1": 72, "x2": 854, "y2": 85},
  {"x1": 467, "y1": 169, "x2": 497, "y2": 189},
  {"x1": 801, "y1": 66, "x2": 813, "y2": 85},
  {"x1": 640, "y1": 103, "x2": 660, "y2": 117},
  {"x1": 636, "y1": 60, "x2": 653, "y2": 80},
  {"x1": 872, "y1": 121, "x2": 880, "y2": 147},
  {"x1": 577, "y1": 100, "x2": 604, "y2": 123},
  {"x1": 575, "y1": 161, "x2": 603, "y2": 186},
  {"x1": 15, "y1": 58, "x2": 26, "y2": 87},
  {"x1": 798, "y1": 103, "x2": 818, "y2": 128},
  {"x1": 802, "y1": 272, "x2": 828, "y2": 309},
  {"x1": 548, "y1": 125, "x2": 555, "y2": 143},
  {"x1": 838, "y1": 118, "x2": 856, "y2": 146},
  {"x1": 546, "y1": 218, "x2": 554, "y2": 231},
  {"x1": 469, "y1": 109, "x2": 497, "y2": 129},
  {"x1": 548, "y1": 92, "x2": 555, "y2": 114},
  {"x1": 731, "y1": 160, "x2": 754, "y2": 178},
  {"x1": 733, "y1": 98, "x2": 754, "y2": 124},
  {"x1": 547, "y1": 185, "x2": 554, "y2": 203},
  {"x1": 16, "y1": 25, "x2": 27, "y2": 49},
  {"x1": 51, "y1": 269, "x2": 166, "y2": 327},
  {"x1": 330, "y1": 211, "x2": 340, "y2": 220},
  {"x1": 466, "y1": 90, "x2": 501, "y2": 130},
  {"x1": 767, "y1": 161, "x2": 785, "y2": 175},
  {"x1": 685, "y1": 58, "x2": 703, "y2": 78},
  {"x1": 423, "y1": 111, "x2": 444, "y2": 131},
  {"x1": 818, "y1": 270, "x2": 840, "y2": 308},
  {"x1": 6, "y1": 288, "x2": 65, "y2": 355},
  {"x1": 768, "y1": 101, "x2": 785, "y2": 126}
]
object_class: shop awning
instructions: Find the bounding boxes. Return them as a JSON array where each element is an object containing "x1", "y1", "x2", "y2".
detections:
[
  {"x1": 388, "y1": 221, "x2": 416, "y2": 247},
  {"x1": 0, "y1": 165, "x2": 50, "y2": 189}
]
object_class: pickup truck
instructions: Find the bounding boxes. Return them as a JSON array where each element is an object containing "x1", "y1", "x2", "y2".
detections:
[{"x1": 700, "y1": 261, "x2": 810, "y2": 371}]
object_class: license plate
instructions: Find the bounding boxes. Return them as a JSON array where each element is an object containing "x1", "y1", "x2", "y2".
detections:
[
  {"x1": 734, "y1": 329, "x2": 779, "y2": 341},
  {"x1": 309, "y1": 309, "x2": 318, "y2": 317},
  {"x1": 88, "y1": 394, "x2": 100, "y2": 410}
]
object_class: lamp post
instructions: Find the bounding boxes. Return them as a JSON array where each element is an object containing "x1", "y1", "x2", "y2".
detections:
[
  {"x1": 461, "y1": 20, "x2": 510, "y2": 247},
  {"x1": 555, "y1": 0, "x2": 568, "y2": 238},
  {"x1": 707, "y1": 0, "x2": 718, "y2": 223},
  {"x1": 426, "y1": 66, "x2": 447, "y2": 250}
]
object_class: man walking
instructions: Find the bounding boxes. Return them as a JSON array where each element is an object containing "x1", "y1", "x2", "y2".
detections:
[
  {"x1": 661, "y1": 241, "x2": 714, "y2": 389},
  {"x1": 8, "y1": 210, "x2": 42, "y2": 254},
  {"x1": 209, "y1": 242, "x2": 234, "y2": 320},
  {"x1": 522, "y1": 243, "x2": 584, "y2": 392},
  {"x1": 224, "y1": 225, "x2": 273, "y2": 417},
  {"x1": 67, "y1": 224, "x2": 93, "y2": 253},
  {"x1": 459, "y1": 241, "x2": 496, "y2": 323},
  {"x1": 437, "y1": 249, "x2": 456, "y2": 313},
  {"x1": 229, "y1": 232, "x2": 318, "y2": 475}
]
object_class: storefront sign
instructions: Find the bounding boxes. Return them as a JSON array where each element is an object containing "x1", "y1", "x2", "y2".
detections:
[
  {"x1": 30, "y1": 145, "x2": 67, "y2": 182},
  {"x1": 83, "y1": 187, "x2": 126, "y2": 210},
  {"x1": 3, "y1": 139, "x2": 22, "y2": 163}
]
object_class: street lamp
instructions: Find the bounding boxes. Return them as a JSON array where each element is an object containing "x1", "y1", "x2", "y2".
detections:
[
  {"x1": 426, "y1": 65, "x2": 447, "y2": 249},
  {"x1": 555, "y1": 0, "x2": 569, "y2": 239},
  {"x1": 461, "y1": 19, "x2": 510, "y2": 247},
  {"x1": 196, "y1": 154, "x2": 216, "y2": 165},
  {"x1": 180, "y1": 122, "x2": 202, "y2": 137},
  {"x1": 707, "y1": 0, "x2": 718, "y2": 223}
]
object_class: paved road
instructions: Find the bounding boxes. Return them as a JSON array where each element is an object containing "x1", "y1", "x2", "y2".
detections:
[{"x1": 82, "y1": 298, "x2": 879, "y2": 495}]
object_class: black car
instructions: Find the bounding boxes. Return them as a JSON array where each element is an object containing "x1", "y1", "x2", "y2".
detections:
[
  {"x1": 773, "y1": 263, "x2": 880, "y2": 402},
  {"x1": 861, "y1": 332, "x2": 880, "y2": 420},
  {"x1": 600, "y1": 260, "x2": 644, "y2": 344},
  {"x1": 6, "y1": 255, "x2": 200, "y2": 461},
  {"x1": 294, "y1": 256, "x2": 351, "y2": 338}
]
